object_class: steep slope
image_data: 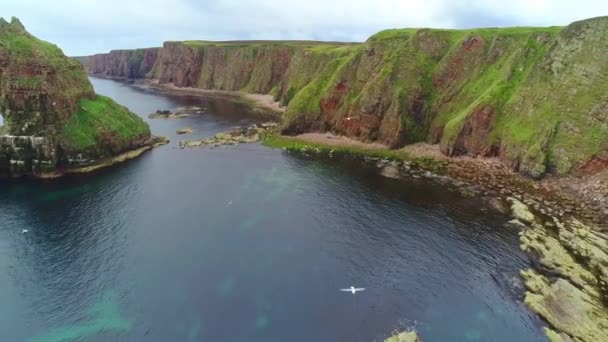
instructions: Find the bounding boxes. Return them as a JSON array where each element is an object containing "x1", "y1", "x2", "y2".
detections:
[
  {"x1": 76, "y1": 17, "x2": 608, "y2": 179},
  {"x1": 0, "y1": 17, "x2": 153, "y2": 177}
]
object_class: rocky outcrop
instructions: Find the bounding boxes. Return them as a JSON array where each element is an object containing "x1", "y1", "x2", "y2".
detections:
[
  {"x1": 0, "y1": 17, "x2": 153, "y2": 177},
  {"x1": 515, "y1": 198, "x2": 608, "y2": 341},
  {"x1": 76, "y1": 17, "x2": 608, "y2": 180},
  {"x1": 179, "y1": 122, "x2": 279, "y2": 149}
]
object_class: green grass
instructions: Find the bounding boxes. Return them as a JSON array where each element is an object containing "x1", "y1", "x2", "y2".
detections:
[
  {"x1": 263, "y1": 134, "x2": 446, "y2": 172},
  {"x1": 283, "y1": 45, "x2": 362, "y2": 122},
  {"x1": 12, "y1": 76, "x2": 44, "y2": 88},
  {"x1": 61, "y1": 95, "x2": 150, "y2": 151},
  {"x1": 0, "y1": 18, "x2": 69, "y2": 64}
]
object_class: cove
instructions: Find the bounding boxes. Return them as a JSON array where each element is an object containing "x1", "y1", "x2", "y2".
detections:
[{"x1": 0, "y1": 77, "x2": 546, "y2": 342}]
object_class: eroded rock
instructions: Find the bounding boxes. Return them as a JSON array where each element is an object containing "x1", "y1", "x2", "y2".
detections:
[{"x1": 522, "y1": 269, "x2": 608, "y2": 342}]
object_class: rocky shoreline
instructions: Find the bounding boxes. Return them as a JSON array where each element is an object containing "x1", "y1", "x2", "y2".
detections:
[
  {"x1": 179, "y1": 123, "x2": 279, "y2": 149},
  {"x1": 35, "y1": 136, "x2": 169, "y2": 179},
  {"x1": 264, "y1": 133, "x2": 608, "y2": 341}
]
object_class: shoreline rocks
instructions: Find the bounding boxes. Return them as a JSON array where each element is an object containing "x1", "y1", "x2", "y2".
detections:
[
  {"x1": 179, "y1": 122, "x2": 279, "y2": 149},
  {"x1": 515, "y1": 199, "x2": 608, "y2": 341},
  {"x1": 148, "y1": 110, "x2": 191, "y2": 119}
]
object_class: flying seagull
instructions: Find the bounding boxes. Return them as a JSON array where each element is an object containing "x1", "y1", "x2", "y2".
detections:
[
  {"x1": 341, "y1": 286, "x2": 365, "y2": 294},
  {"x1": 22, "y1": 229, "x2": 28, "y2": 234}
]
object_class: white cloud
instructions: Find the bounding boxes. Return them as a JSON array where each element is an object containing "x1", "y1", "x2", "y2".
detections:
[{"x1": 2, "y1": 0, "x2": 608, "y2": 55}]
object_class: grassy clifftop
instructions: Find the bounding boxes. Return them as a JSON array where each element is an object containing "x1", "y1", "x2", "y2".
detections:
[
  {"x1": 77, "y1": 17, "x2": 608, "y2": 178},
  {"x1": 0, "y1": 17, "x2": 151, "y2": 177},
  {"x1": 61, "y1": 95, "x2": 150, "y2": 153},
  {"x1": 0, "y1": 17, "x2": 94, "y2": 135}
]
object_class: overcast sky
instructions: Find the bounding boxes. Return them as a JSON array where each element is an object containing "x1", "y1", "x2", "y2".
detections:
[{"x1": 3, "y1": 0, "x2": 608, "y2": 56}]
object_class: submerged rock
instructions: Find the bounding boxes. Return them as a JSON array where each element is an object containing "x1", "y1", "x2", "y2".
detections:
[{"x1": 385, "y1": 331, "x2": 420, "y2": 342}]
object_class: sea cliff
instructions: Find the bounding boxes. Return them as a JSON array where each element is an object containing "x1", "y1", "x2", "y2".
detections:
[
  {"x1": 0, "y1": 17, "x2": 161, "y2": 178},
  {"x1": 76, "y1": 17, "x2": 608, "y2": 181}
]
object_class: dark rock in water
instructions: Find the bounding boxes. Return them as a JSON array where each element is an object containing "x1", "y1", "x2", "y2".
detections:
[
  {"x1": 489, "y1": 197, "x2": 510, "y2": 214},
  {"x1": 156, "y1": 110, "x2": 172, "y2": 114}
]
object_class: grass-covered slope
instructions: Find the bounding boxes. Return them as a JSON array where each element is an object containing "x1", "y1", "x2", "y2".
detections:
[
  {"x1": 0, "y1": 17, "x2": 151, "y2": 177},
  {"x1": 0, "y1": 17, "x2": 94, "y2": 135},
  {"x1": 279, "y1": 18, "x2": 608, "y2": 178},
  {"x1": 499, "y1": 18, "x2": 608, "y2": 177},
  {"x1": 77, "y1": 16, "x2": 608, "y2": 178},
  {"x1": 61, "y1": 95, "x2": 150, "y2": 153}
]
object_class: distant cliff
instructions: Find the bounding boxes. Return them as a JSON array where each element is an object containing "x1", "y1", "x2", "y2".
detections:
[
  {"x1": 0, "y1": 17, "x2": 153, "y2": 177},
  {"x1": 75, "y1": 17, "x2": 608, "y2": 179},
  {"x1": 76, "y1": 48, "x2": 160, "y2": 79}
]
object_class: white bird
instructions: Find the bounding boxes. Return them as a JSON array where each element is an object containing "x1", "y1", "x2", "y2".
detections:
[
  {"x1": 341, "y1": 286, "x2": 365, "y2": 294},
  {"x1": 227, "y1": 200, "x2": 232, "y2": 206},
  {"x1": 22, "y1": 229, "x2": 28, "y2": 234}
]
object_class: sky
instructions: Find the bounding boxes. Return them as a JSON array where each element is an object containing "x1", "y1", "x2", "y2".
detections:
[{"x1": 3, "y1": 0, "x2": 608, "y2": 56}]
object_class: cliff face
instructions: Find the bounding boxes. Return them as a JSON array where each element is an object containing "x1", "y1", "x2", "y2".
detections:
[
  {"x1": 75, "y1": 48, "x2": 159, "y2": 79},
  {"x1": 0, "y1": 17, "x2": 151, "y2": 177},
  {"x1": 76, "y1": 17, "x2": 608, "y2": 178}
]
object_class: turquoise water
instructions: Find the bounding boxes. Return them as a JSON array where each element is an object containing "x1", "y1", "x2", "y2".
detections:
[{"x1": 0, "y1": 77, "x2": 545, "y2": 341}]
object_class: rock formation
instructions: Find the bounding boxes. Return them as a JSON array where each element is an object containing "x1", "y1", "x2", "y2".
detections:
[
  {"x1": 0, "y1": 17, "x2": 156, "y2": 177},
  {"x1": 76, "y1": 17, "x2": 608, "y2": 179}
]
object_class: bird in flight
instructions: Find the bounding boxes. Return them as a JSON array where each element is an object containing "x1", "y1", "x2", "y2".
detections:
[
  {"x1": 341, "y1": 286, "x2": 365, "y2": 294},
  {"x1": 22, "y1": 229, "x2": 28, "y2": 234}
]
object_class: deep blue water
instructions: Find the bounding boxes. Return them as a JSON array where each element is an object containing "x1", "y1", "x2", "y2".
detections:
[{"x1": 0, "y1": 77, "x2": 546, "y2": 342}]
